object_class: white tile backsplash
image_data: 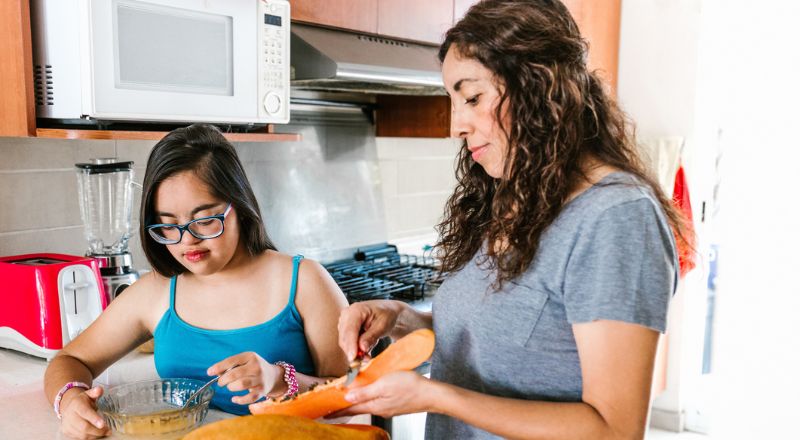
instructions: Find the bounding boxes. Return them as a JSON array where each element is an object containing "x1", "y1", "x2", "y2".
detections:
[
  {"x1": 0, "y1": 170, "x2": 82, "y2": 232},
  {"x1": 0, "y1": 133, "x2": 460, "y2": 266},
  {"x1": 114, "y1": 139, "x2": 157, "y2": 166},
  {"x1": 0, "y1": 136, "x2": 115, "y2": 171},
  {"x1": 376, "y1": 137, "x2": 459, "y2": 240}
]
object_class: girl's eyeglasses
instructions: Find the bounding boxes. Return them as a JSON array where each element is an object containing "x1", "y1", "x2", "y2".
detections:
[{"x1": 146, "y1": 203, "x2": 232, "y2": 245}]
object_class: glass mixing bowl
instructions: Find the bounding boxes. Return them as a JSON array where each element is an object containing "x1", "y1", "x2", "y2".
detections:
[{"x1": 96, "y1": 378, "x2": 214, "y2": 437}]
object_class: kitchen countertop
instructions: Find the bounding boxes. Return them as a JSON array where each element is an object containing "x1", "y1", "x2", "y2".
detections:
[
  {"x1": 0, "y1": 347, "x2": 368, "y2": 439},
  {"x1": 0, "y1": 348, "x2": 232, "y2": 439}
]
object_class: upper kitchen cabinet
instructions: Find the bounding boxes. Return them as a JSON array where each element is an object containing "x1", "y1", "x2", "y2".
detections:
[
  {"x1": 1, "y1": 0, "x2": 36, "y2": 137},
  {"x1": 292, "y1": 0, "x2": 378, "y2": 35},
  {"x1": 562, "y1": 0, "x2": 622, "y2": 93},
  {"x1": 377, "y1": 0, "x2": 453, "y2": 45},
  {"x1": 293, "y1": 0, "x2": 452, "y2": 45}
]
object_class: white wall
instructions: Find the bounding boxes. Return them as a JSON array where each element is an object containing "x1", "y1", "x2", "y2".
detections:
[
  {"x1": 617, "y1": 0, "x2": 708, "y2": 432},
  {"x1": 699, "y1": 1, "x2": 800, "y2": 439},
  {"x1": 621, "y1": 0, "x2": 800, "y2": 437}
]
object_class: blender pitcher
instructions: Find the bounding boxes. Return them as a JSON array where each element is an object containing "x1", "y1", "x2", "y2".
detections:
[{"x1": 75, "y1": 159, "x2": 139, "y2": 301}]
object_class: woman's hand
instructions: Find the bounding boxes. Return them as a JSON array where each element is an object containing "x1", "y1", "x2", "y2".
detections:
[
  {"x1": 329, "y1": 371, "x2": 435, "y2": 418},
  {"x1": 208, "y1": 352, "x2": 286, "y2": 404},
  {"x1": 338, "y1": 300, "x2": 407, "y2": 361},
  {"x1": 58, "y1": 386, "x2": 111, "y2": 439}
]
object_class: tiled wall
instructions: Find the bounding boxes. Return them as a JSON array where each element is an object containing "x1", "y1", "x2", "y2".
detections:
[
  {"x1": 0, "y1": 133, "x2": 458, "y2": 268},
  {"x1": 376, "y1": 137, "x2": 460, "y2": 239},
  {"x1": 0, "y1": 137, "x2": 154, "y2": 267}
]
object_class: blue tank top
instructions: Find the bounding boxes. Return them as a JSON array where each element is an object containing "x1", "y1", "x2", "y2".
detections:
[{"x1": 153, "y1": 255, "x2": 315, "y2": 415}]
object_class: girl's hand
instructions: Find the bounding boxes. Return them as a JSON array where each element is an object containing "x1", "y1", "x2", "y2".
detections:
[
  {"x1": 329, "y1": 371, "x2": 435, "y2": 418},
  {"x1": 208, "y1": 352, "x2": 286, "y2": 405},
  {"x1": 58, "y1": 386, "x2": 112, "y2": 439}
]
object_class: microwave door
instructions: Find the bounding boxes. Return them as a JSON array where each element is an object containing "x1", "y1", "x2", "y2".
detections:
[{"x1": 87, "y1": 0, "x2": 259, "y2": 123}]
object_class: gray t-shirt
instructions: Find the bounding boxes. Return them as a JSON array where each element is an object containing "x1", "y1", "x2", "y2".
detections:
[{"x1": 425, "y1": 172, "x2": 678, "y2": 439}]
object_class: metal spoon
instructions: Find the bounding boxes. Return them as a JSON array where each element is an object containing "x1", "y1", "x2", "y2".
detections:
[{"x1": 181, "y1": 364, "x2": 239, "y2": 410}]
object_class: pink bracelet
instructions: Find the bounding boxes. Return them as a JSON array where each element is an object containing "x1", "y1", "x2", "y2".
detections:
[
  {"x1": 54, "y1": 381, "x2": 91, "y2": 419},
  {"x1": 274, "y1": 361, "x2": 299, "y2": 397}
]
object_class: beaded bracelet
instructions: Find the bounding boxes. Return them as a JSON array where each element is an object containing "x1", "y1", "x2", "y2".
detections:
[
  {"x1": 54, "y1": 381, "x2": 91, "y2": 419},
  {"x1": 274, "y1": 361, "x2": 299, "y2": 397}
]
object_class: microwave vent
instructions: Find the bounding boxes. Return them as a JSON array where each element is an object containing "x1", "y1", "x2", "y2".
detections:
[{"x1": 34, "y1": 64, "x2": 54, "y2": 106}]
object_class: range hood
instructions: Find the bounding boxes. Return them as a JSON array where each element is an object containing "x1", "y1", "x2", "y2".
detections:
[{"x1": 290, "y1": 23, "x2": 446, "y2": 96}]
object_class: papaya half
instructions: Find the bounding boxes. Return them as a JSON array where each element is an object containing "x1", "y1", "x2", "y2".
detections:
[
  {"x1": 183, "y1": 414, "x2": 389, "y2": 440},
  {"x1": 248, "y1": 328, "x2": 435, "y2": 419}
]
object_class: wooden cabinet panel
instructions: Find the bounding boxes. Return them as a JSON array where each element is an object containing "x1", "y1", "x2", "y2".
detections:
[
  {"x1": 375, "y1": 95, "x2": 451, "y2": 138},
  {"x1": 0, "y1": 0, "x2": 36, "y2": 137},
  {"x1": 377, "y1": 0, "x2": 453, "y2": 45},
  {"x1": 564, "y1": 0, "x2": 621, "y2": 93},
  {"x1": 292, "y1": 0, "x2": 378, "y2": 35}
]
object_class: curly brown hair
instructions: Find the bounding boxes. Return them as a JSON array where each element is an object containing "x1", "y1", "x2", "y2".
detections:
[{"x1": 436, "y1": 0, "x2": 691, "y2": 289}]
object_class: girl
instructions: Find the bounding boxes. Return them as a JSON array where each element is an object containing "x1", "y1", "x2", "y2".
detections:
[
  {"x1": 336, "y1": 1, "x2": 689, "y2": 439},
  {"x1": 45, "y1": 124, "x2": 349, "y2": 439}
]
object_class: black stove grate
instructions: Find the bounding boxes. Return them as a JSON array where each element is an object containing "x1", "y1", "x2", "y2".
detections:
[{"x1": 324, "y1": 245, "x2": 444, "y2": 303}]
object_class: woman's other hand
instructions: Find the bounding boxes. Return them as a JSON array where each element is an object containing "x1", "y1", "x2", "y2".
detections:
[
  {"x1": 209, "y1": 352, "x2": 286, "y2": 404},
  {"x1": 329, "y1": 371, "x2": 435, "y2": 418},
  {"x1": 58, "y1": 386, "x2": 111, "y2": 439},
  {"x1": 337, "y1": 300, "x2": 407, "y2": 361}
]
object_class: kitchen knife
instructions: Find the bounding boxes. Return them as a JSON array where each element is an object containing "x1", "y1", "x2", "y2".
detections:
[{"x1": 344, "y1": 349, "x2": 366, "y2": 387}]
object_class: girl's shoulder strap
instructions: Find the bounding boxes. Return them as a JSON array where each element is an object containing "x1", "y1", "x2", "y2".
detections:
[
  {"x1": 169, "y1": 275, "x2": 178, "y2": 310},
  {"x1": 288, "y1": 255, "x2": 304, "y2": 304}
]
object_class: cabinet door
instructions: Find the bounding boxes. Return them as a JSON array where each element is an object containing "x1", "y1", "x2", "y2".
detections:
[
  {"x1": 292, "y1": 0, "x2": 377, "y2": 35},
  {"x1": 377, "y1": 0, "x2": 453, "y2": 45},
  {"x1": 563, "y1": 0, "x2": 621, "y2": 93},
  {"x1": 0, "y1": 0, "x2": 35, "y2": 137}
]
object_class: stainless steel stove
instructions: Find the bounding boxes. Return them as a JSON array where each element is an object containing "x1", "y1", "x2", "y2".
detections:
[{"x1": 324, "y1": 244, "x2": 443, "y2": 305}]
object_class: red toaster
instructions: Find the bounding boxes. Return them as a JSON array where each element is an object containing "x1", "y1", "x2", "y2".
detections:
[{"x1": 0, "y1": 253, "x2": 107, "y2": 359}]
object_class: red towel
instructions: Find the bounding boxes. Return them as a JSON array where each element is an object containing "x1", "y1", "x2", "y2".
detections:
[{"x1": 672, "y1": 165, "x2": 696, "y2": 277}]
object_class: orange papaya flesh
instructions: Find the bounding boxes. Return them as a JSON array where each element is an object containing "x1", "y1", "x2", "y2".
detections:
[{"x1": 248, "y1": 328, "x2": 435, "y2": 419}]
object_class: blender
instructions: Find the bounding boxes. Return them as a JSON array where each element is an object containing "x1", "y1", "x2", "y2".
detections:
[{"x1": 75, "y1": 159, "x2": 139, "y2": 302}]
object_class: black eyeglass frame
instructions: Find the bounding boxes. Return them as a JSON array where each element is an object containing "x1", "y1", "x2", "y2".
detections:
[{"x1": 146, "y1": 202, "x2": 233, "y2": 245}]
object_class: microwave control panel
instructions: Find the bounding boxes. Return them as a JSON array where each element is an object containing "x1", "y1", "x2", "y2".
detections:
[{"x1": 258, "y1": 0, "x2": 290, "y2": 123}]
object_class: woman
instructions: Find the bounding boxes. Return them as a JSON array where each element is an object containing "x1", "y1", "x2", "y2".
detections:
[
  {"x1": 44, "y1": 124, "x2": 349, "y2": 439},
  {"x1": 336, "y1": 1, "x2": 688, "y2": 438}
]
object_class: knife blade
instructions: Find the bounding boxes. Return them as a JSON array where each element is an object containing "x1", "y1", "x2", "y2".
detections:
[{"x1": 344, "y1": 349, "x2": 365, "y2": 387}]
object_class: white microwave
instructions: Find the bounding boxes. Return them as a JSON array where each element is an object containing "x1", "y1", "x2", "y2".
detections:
[{"x1": 31, "y1": 0, "x2": 290, "y2": 125}]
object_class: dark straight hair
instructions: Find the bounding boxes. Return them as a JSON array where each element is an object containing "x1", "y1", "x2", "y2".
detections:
[{"x1": 139, "y1": 123, "x2": 276, "y2": 277}]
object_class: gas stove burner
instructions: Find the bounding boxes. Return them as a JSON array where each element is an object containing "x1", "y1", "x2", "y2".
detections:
[{"x1": 324, "y1": 244, "x2": 444, "y2": 304}]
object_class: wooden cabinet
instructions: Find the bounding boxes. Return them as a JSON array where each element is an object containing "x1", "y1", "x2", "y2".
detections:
[
  {"x1": 1, "y1": 0, "x2": 36, "y2": 137},
  {"x1": 377, "y1": 0, "x2": 453, "y2": 45},
  {"x1": 375, "y1": 95, "x2": 450, "y2": 138},
  {"x1": 562, "y1": 0, "x2": 622, "y2": 93},
  {"x1": 292, "y1": 0, "x2": 377, "y2": 35},
  {"x1": 294, "y1": 0, "x2": 452, "y2": 45}
]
